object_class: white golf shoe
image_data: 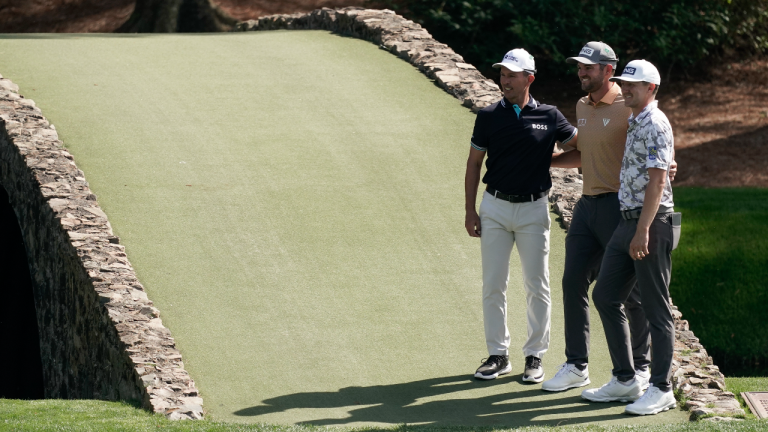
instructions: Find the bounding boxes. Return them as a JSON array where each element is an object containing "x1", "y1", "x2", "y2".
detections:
[
  {"x1": 625, "y1": 385, "x2": 676, "y2": 415},
  {"x1": 581, "y1": 376, "x2": 642, "y2": 403},
  {"x1": 635, "y1": 368, "x2": 651, "y2": 391},
  {"x1": 542, "y1": 363, "x2": 590, "y2": 391}
]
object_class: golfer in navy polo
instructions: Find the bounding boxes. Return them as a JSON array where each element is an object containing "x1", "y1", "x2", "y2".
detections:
[{"x1": 465, "y1": 49, "x2": 577, "y2": 382}]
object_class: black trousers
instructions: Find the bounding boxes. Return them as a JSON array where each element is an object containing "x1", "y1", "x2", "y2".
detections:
[
  {"x1": 562, "y1": 193, "x2": 651, "y2": 370},
  {"x1": 593, "y1": 215, "x2": 675, "y2": 392}
]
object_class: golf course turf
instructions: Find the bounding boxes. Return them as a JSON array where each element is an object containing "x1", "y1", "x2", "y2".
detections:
[{"x1": 0, "y1": 31, "x2": 687, "y2": 426}]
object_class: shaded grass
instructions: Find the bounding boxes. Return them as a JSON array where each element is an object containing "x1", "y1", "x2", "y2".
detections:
[
  {"x1": 2, "y1": 399, "x2": 768, "y2": 432},
  {"x1": 670, "y1": 188, "x2": 768, "y2": 376}
]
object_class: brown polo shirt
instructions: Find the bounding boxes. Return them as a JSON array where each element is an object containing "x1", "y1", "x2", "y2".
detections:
[{"x1": 572, "y1": 83, "x2": 632, "y2": 195}]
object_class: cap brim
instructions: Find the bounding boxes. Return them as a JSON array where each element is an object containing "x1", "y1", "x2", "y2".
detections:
[
  {"x1": 609, "y1": 76, "x2": 644, "y2": 82},
  {"x1": 492, "y1": 62, "x2": 524, "y2": 72},
  {"x1": 566, "y1": 56, "x2": 597, "y2": 65}
]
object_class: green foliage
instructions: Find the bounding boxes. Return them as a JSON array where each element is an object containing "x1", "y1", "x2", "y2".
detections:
[
  {"x1": 670, "y1": 188, "x2": 768, "y2": 377},
  {"x1": 377, "y1": 0, "x2": 768, "y2": 77}
]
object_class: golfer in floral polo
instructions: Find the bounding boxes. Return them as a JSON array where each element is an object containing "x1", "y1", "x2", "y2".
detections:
[{"x1": 581, "y1": 59, "x2": 678, "y2": 416}]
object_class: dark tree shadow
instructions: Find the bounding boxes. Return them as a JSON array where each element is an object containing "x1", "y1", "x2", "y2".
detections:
[{"x1": 234, "y1": 374, "x2": 636, "y2": 427}]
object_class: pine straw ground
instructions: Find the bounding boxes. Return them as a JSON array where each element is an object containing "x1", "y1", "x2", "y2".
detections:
[{"x1": 0, "y1": 0, "x2": 766, "y2": 188}]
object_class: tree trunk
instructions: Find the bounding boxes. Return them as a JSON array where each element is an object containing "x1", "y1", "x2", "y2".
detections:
[{"x1": 117, "y1": 0, "x2": 237, "y2": 33}]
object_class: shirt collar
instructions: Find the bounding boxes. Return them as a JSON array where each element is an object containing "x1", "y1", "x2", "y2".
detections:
[
  {"x1": 500, "y1": 95, "x2": 538, "y2": 111},
  {"x1": 628, "y1": 100, "x2": 659, "y2": 126},
  {"x1": 588, "y1": 83, "x2": 620, "y2": 106}
]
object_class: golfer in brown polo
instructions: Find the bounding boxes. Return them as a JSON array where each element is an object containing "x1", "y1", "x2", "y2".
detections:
[{"x1": 544, "y1": 42, "x2": 675, "y2": 392}]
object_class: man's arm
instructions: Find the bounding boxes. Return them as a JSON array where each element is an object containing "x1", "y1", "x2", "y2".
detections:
[
  {"x1": 551, "y1": 148, "x2": 582, "y2": 168},
  {"x1": 465, "y1": 147, "x2": 486, "y2": 237},
  {"x1": 630, "y1": 167, "x2": 666, "y2": 260}
]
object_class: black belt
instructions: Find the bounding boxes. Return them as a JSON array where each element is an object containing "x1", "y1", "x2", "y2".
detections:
[
  {"x1": 621, "y1": 208, "x2": 673, "y2": 220},
  {"x1": 583, "y1": 192, "x2": 616, "y2": 199},
  {"x1": 487, "y1": 187, "x2": 548, "y2": 203}
]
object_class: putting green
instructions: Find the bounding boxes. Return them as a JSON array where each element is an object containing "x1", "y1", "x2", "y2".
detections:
[{"x1": 0, "y1": 31, "x2": 686, "y2": 427}]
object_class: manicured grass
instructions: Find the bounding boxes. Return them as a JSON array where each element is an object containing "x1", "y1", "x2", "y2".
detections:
[
  {"x1": 670, "y1": 188, "x2": 768, "y2": 377},
  {"x1": 0, "y1": 32, "x2": 685, "y2": 426},
  {"x1": 1, "y1": 399, "x2": 767, "y2": 432},
  {"x1": 725, "y1": 376, "x2": 768, "y2": 418}
]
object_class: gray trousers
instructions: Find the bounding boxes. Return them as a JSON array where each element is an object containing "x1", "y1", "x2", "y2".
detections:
[
  {"x1": 593, "y1": 215, "x2": 675, "y2": 392},
  {"x1": 563, "y1": 194, "x2": 651, "y2": 370}
]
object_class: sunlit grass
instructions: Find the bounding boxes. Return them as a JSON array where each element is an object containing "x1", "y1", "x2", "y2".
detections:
[{"x1": 671, "y1": 188, "x2": 768, "y2": 376}]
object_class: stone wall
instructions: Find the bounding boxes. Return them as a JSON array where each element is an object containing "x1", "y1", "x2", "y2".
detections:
[
  {"x1": 236, "y1": 7, "x2": 746, "y2": 421},
  {"x1": 0, "y1": 74, "x2": 202, "y2": 420}
]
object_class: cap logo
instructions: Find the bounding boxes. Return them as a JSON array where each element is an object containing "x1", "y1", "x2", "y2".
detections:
[
  {"x1": 624, "y1": 66, "x2": 637, "y2": 75},
  {"x1": 580, "y1": 47, "x2": 594, "y2": 56},
  {"x1": 504, "y1": 54, "x2": 519, "y2": 63}
]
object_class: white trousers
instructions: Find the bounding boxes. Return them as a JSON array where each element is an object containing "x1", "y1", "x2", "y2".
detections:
[{"x1": 479, "y1": 191, "x2": 551, "y2": 358}]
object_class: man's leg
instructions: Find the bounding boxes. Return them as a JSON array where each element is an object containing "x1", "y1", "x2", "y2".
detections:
[
  {"x1": 511, "y1": 199, "x2": 550, "y2": 384},
  {"x1": 633, "y1": 217, "x2": 675, "y2": 391},
  {"x1": 479, "y1": 196, "x2": 516, "y2": 356},
  {"x1": 595, "y1": 196, "x2": 652, "y2": 381},
  {"x1": 562, "y1": 197, "x2": 605, "y2": 368},
  {"x1": 583, "y1": 221, "x2": 643, "y2": 402},
  {"x1": 626, "y1": 288, "x2": 652, "y2": 373},
  {"x1": 513, "y1": 199, "x2": 551, "y2": 359},
  {"x1": 474, "y1": 194, "x2": 516, "y2": 380},
  {"x1": 624, "y1": 216, "x2": 677, "y2": 415}
]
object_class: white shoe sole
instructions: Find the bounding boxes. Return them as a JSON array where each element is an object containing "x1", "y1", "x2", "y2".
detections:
[
  {"x1": 474, "y1": 363, "x2": 512, "y2": 380},
  {"x1": 542, "y1": 378, "x2": 591, "y2": 392},
  {"x1": 625, "y1": 401, "x2": 676, "y2": 415},
  {"x1": 582, "y1": 393, "x2": 640, "y2": 403},
  {"x1": 522, "y1": 372, "x2": 545, "y2": 383}
]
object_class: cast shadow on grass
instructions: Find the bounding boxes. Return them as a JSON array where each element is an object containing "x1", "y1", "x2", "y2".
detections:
[{"x1": 234, "y1": 374, "x2": 630, "y2": 427}]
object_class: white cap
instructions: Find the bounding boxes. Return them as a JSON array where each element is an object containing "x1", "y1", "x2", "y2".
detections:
[
  {"x1": 609, "y1": 59, "x2": 661, "y2": 85},
  {"x1": 493, "y1": 48, "x2": 536, "y2": 74}
]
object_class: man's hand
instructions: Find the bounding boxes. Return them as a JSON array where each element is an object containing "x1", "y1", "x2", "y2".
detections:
[
  {"x1": 629, "y1": 228, "x2": 649, "y2": 260},
  {"x1": 466, "y1": 210, "x2": 482, "y2": 237},
  {"x1": 669, "y1": 159, "x2": 678, "y2": 181}
]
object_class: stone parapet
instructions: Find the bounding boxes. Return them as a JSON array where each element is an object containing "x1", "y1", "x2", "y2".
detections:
[
  {"x1": 672, "y1": 304, "x2": 746, "y2": 420},
  {"x1": 0, "y1": 73, "x2": 202, "y2": 420}
]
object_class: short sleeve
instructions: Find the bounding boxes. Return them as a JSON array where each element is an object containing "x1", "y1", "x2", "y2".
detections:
[
  {"x1": 470, "y1": 111, "x2": 489, "y2": 151},
  {"x1": 646, "y1": 118, "x2": 673, "y2": 170},
  {"x1": 555, "y1": 109, "x2": 577, "y2": 145}
]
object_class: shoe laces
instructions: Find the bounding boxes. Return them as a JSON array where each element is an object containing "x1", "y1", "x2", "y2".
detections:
[
  {"x1": 481, "y1": 355, "x2": 505, "y2": 367},
  {"x1": 603, "y1": 376, "x2": 620, "y2": 388},
  {"x1": 554, "y1": 363, "x2": 573, "y2": 377},
  {"x1": 637, "y1": 385, "x2": 659, "y2": 402},
  {"x1": 525, "y1": 356, "x2": 541, "y2": 370}
]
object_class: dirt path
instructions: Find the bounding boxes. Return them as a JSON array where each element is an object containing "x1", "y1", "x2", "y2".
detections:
[{"x1": 2, "y1": 0, "x2": 765, "y2": 188}]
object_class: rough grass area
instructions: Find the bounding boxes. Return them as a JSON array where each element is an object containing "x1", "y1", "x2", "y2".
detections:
[
  {"x1": 670, "y1": 188, "x2": 768, "y2": 377},
  {"x1": 2, "y1": 399, "x2": 768, "y2": 432}
]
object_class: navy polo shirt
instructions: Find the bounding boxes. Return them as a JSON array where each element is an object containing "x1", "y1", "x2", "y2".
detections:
[{"x1": 471, "y1": 96, "x2": 576, "y2": 195}]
